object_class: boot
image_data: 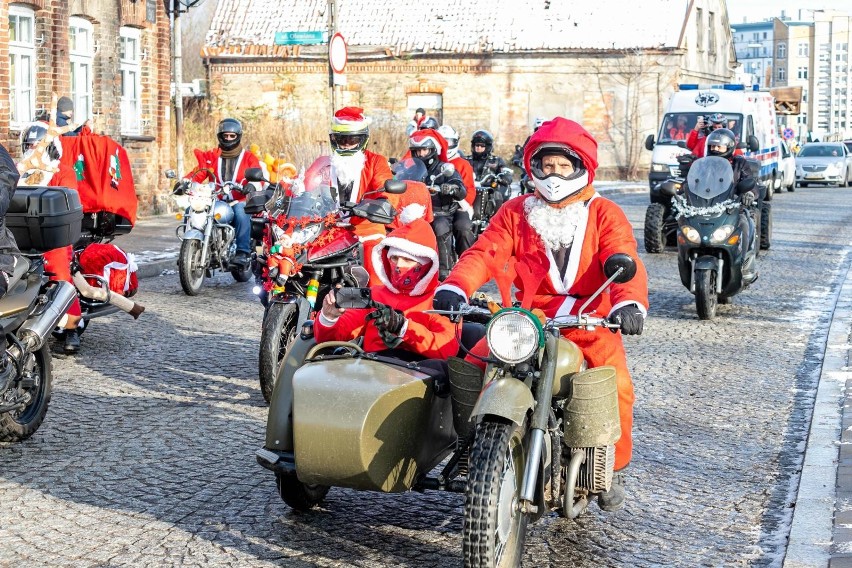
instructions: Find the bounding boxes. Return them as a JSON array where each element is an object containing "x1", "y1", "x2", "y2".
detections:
[
  {"x1": 436, "y1": 233, "x2": 454, "y2": 281},
  {"x1": 447, "y1": 357, "x2": 484, "y2": 440},
  {"x1": 597, "y1": 471, "x2": 625, "y2": 512},
  {"x1": 63, "y1": 328, "x2": 81, "y2": 354}
]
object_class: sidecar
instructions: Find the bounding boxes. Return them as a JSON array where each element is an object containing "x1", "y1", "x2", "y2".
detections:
[{"x1": 257, "y1": 329, "x2": 456, "y2": 507}]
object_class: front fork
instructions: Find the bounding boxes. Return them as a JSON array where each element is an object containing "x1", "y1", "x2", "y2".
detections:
[{"x1": 689, "y1": 253, "x2": 724, "y2": 294}]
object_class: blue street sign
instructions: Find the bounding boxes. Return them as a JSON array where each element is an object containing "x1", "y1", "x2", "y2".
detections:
[
  {"x1": 274, "y1": 31, "x2": 327, "y2": 46},
  {"x1": 783, "y1": 128, "x2": 795, "y2": 140}
]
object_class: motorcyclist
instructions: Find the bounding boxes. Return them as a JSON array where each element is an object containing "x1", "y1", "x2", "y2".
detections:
[
  {"x1": 181, "y1": 118, "x2": 261, "y2": 269},
  {"x1": 0, "y1": 142, "x2": 20, "y2": 299},
  {"x1": 438, "y1": 124, "x2": 476, "y2": 235},
  {"x1": 18, "y1": 122, "x2": 84, "y2": 353},
  {"x1": 686, "y1": 112, "x2": 726, "y2": 158},
  {"x1": 433, "y1": 117, "x2": 649, "y2": 512},
  {"x1": 418, "y1": 116, "x2": 440, "y2": 131},
  {"x1": 328, "y1": 106, "x2": 394, "y2": 284},
  {"x1": 703, "y1": 128, "x2": 758, "y2": 281},
  {"x1": 468, "y1": 129, "x2": 513, "y2": 205},
  {"x1": 408, "y1": 129, "x2": 470, "y2": 280},
  {"x1": 315, "y1": 218, "x2": 458, "y2": 361}
]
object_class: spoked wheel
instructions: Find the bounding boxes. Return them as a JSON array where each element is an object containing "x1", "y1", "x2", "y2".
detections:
[
  {"x1": 178, "y1": 240, "x2": 205, "y2": 296},
  {"x1": 695, "y1": 268, "x2": 718, "y2": 320},
  {"x1": 258, "y1": 303, "x2": 299, "y2": 404},
  {"x1": 463, "y1": 420, "x2": 529, "y2": 568},
  {"x1": 0, "y1": 346, "x2": 53, "y2": 442},
  {"x1": 643, "y1": 203, "x2": 666, "y2": 253},
  {"x1": 275, "y1": 473, "x2": 329, "y2": 511}
]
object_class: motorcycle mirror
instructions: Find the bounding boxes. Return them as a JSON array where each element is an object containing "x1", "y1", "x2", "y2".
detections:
[
  {"x1": 383, "y1": 179, "x2": 407, "y2": 194},
  {"x1": 736, "y1": 177, "x2": 757, "y2": 192},
  {"x1": 349, "y1": 266, "x2": 370, "y2": 288},
  {"x1": 440, "y1": 163, "x2": 456, "y2": 178},
  {"x1": 676, "y1": 140, "x2": 687, "y2": 149},
  {"x1": 388, "y1": 157, "x2": 398, "y2": 165},
  {"x1": 165, "y1": 169, "x2": 177, "y2": 179},
  {"x1": 657, "y1": 180, "x2": 679, "y2": 197},
  {"x1": 335, "y1": 287, "x2": 373, "y2": 310},
  {"x1": 524, "y1": 179, "x2": 536, "y2": 191},
  {"x1": 603, "y1": 253, "x2": 637, "y2": 284},
  {"x1": 644, "y1": 134, "x2": 655, "y2": 151},
  {"x1": 747, "y1": 135, "x2": 760, "y2": 153},
  {"x1": 244, "y1": 167, "x2": 267, "y2": 183}
]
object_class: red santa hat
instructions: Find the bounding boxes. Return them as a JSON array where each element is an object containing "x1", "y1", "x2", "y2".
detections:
[
  {"x1": 523, "y1": 117, "x2": 598, "y2": 185},
  {"x1": 331, "y1": 107, "x2": 371, "y2": 133},
  {"x1": 372, "y1": 218, "x2": 439, "y2": 296},
  {"x1": 408, "y1": 128, "x2": 449, "y2": 163}
]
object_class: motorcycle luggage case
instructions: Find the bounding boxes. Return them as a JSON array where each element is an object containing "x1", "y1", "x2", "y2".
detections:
[
  {"x1": 243, "y1": 188, "x2": 273, "y2": 214},
  {"x1": 292, "y1": 357, "x2": 455, "y2": 492},
  {"x1": 7, "y1": 186, "x2": 84, "y2": 252}
]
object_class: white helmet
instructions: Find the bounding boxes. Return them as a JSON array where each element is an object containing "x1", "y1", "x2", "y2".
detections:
[
  {"x1": 437, "y1": 125, "x2": 460, "y2": 159},
  {"x1": 529, "y1": 143, "x2": 589, "y2": 203}
]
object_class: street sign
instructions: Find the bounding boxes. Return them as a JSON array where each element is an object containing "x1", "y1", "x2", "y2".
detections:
[
  {"x1": 274, "y1": 31, "x2": 327, "y2": 46},
  {"x1": 329, "y1": 32, "x2": 348, "y2": 74},
  {"x1": 783, "y1": 128, "x2": 795, "y2": 140}
]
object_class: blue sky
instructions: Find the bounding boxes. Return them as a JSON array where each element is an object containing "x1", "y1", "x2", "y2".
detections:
[{"x1": 727, "y1": 1, "x2": 852, "y2": 24}]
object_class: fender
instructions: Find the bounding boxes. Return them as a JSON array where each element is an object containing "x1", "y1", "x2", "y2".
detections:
[
  {"x1": 269, "y1": 294, "x2": 312, "y2": 331},
  {"x1": 471, "y1": 377, "x2": 535, "y2": 426},
  {"x1": 693, "y1": 254, "x2": 720, "y2": 271},
  {"x1": 181, "y1": 228, "x2": 205, "y2": 241}
]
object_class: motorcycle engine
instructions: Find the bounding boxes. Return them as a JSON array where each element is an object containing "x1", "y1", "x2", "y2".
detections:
[{"x1": 568, "y1": 445, "x2": 616, "y2": 493}]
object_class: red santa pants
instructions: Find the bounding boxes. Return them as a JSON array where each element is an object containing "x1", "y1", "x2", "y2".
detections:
[
  {"x1": 43, "y1": 245, "x2": 82, "y2": 317},
  {"x1": 465, "y1": 326, "x2": 635, "y2": 471}
]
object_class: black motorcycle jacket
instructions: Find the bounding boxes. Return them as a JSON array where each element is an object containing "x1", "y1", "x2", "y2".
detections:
[
  {"x1": 730, "y1": 155, "x2": 757, "y2": 199},
  {"x1": 469, "y1": 154, "x2": 509, "y2": 185},
  {"x1": 427, "y1": 161, "x2": 466, "y2": 214},
  {"x1": 0, "y1": 144, "x2": 20, "y2": 276}
]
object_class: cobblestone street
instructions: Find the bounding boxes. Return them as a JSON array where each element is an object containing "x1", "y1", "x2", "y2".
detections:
[{"x1": 3, "y1": 186, "x2": 852, "y2": 567}]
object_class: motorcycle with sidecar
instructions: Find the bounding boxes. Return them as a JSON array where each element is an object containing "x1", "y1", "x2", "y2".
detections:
[{"x1": 256, "y1": 252, "x2": 639, "y2": 567}]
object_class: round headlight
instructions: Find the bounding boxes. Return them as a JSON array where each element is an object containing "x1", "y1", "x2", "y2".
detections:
[
  {"x1": 486, "y1": 310, "x2": 541, "y2": 364},
  {"x1": 189, "y1": 193, "x2": 210, "y2": 212}
]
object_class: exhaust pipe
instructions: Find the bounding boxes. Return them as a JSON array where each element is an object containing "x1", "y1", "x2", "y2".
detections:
[{"x1": 18, "y1": 281, "x2": 77, "y2": 352}]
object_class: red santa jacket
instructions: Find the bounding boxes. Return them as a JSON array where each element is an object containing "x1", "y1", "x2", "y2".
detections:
[
  {"x1": 355, "y1": 150, "x2": 393, "y2": 201},
  {"x1": 185, "y1": 148, "x2": 262, "y2": 202},
  {"x1": 438, "y1": 193, "x2": 648, "y2": 320},
  {"x1": 451, "y1": 156, "x2": 476, "y2": 206},
  {"x1": 314, "y1": 219, "x2": 458, "y2": 359}
]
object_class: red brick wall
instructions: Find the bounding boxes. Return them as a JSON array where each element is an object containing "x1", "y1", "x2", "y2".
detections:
[{"x1": 1, "y1": 0, "x2": 173, "y2": 215}]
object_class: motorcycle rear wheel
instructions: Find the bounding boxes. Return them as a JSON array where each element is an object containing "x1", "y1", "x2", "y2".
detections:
[
  {"x1": 0, "y1": 346, "x2": 52, "y2": 442},
  {"x1": 275, "y1": 473, "x2": 329, "y2": 511},
  {"x1": 463, "y1": 420, "x2": 529, "y2": 568},
  {"x1": 643, "y1": 203, "x2": 666, "y2": 253},
  {"x1": 695, "y1": 269, "x2": 718, "y2": 320},
  {"x1": 259, "y1": 302, "x2": 299, "y2": 404},
  {"x1": 178, "y1": 239, "x2": 205, "y2": 296}
]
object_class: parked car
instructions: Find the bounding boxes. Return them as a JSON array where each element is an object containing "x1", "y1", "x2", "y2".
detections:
[
  {"x1": 779, "y1": 139, "x2": 796, "y2": 192},
  {"x1": 844, "y1": 140, "x2": 852, "y2": 155},
  {"x1": 795, "y1": 142, "x2": 852, "y2": 187}
]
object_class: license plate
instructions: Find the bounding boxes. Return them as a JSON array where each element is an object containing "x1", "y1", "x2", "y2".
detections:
[{"x1": 805, "y1": 174, "x2": 823, "y2": 179}]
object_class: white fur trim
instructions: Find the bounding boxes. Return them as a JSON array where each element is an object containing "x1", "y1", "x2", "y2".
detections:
[
  {"x1": 358, "y1": 234, "x2": 384, "y2": 243},
  {"x1": 398, "y1": 203, "x2": 426, "y2": 224},
  {"x1": 554, "y1": 295, "x2": 578, "y2": 319},
  {"x1": 458, "y1": 199, "x2": 473, "y2": 218},
  {"x1": 372, "y1": 235, "x2": 439, "y2": 296},
  {"x1": 434, "y1": 283, "x2": 468, "y2": 302},
  {"x1": 608, "y1": 300, "x2": 647, "y2": 319},
  {"x1": 538, "y1": 193, "x2": 600, "y2": 292}
]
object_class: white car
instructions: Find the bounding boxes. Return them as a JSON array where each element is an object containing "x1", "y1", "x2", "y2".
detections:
[{"x1": 778, "y1": 140, "x2": 796, "y2": 191}]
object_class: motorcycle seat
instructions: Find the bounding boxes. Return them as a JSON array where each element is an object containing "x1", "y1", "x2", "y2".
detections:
[{"x1": 7, "y1": 256, "x2": 31, "y2": 290}]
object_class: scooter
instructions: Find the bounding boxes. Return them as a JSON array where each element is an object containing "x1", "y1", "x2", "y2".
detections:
[
  {"x1": 256, "y1": 252, "x2": 638, "y2": 567},
  {"x1": 659, "y1": 156, "x2": 759, "y2": 320}
]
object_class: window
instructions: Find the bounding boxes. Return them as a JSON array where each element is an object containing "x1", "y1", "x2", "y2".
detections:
[
  {"x1": 406, "y1": 93, "x2": 443, "y2": 126},
  {"x1": 798, "y1": 42, "x2": 808, "y2": 57},
  {"x1": 696, "y1": 8, "x2": 704, "y2": 51},
  {"x1": 119, "y1": 27, "x2": 143, "y2": 134},
  {"x1": 8, "y1": 5, "x2": 36, "y2": 126},
  {"x1": 798, "y1": 67, "x2": 808, "y2": 79},
  {"x1": 69, "y1": 17, "x2": 94, "y2": 123},
  {"x1": 778, "y1": 43, "x2": 786, "y2": 59},
  {"x1": 708, "y1": 12, "x2": 716, "y2": 54},
  {"x1": 778, "y1": 67, "x2": 786, "y2": 81}
]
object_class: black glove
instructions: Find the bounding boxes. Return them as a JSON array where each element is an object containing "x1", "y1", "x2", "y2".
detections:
[
  {"x1": 740, "y1": 192, "x2": 755, "y2": 207},
  {"x1": 608, "y1": 305, "x2": 645, "y2": 335},
  {"x1": 433, "y1": 289, "x2": 465, "y2": 312},
  {"x1": 498, "y1": 171, "x2": 513, "y2": 186},
  {"x1": 238, "y1": 184, "x2": 252, "y2": 196},
  {"x1": 440, "y1": 183, "x2": 459, "y2": 196},
  {"x1": 366, "y1": 303, "x2": 406, "y2": 348}
]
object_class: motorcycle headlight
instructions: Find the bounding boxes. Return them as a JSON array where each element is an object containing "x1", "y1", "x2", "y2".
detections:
[
  {"x1": 291, "y1": 224, "x2": 322, "y2": 245},
  {"x1": 173, "y1": 195, "x2": 190, "y2": 210},
  {"x1": 189, "y1": 193, "x2": 210, "y2": 212},
  {"x1": 189, "y1": 211, "x2": 208, "y2": 230},
  {"x1": 486, "y1": 309, "x2": 542, "y2": 364},
  {"x1": 709, "y1": 224, "x2": 735, "y2": 244},
  {"x1": 681, "y1": 226, "x2": 701, "y2": 244},
  {"x1": 651, "y1": 162, "x2": 669, "y2": 173}
]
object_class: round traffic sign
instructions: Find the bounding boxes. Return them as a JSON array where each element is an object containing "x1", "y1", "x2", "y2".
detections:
[
  {"x1": 329, "y1": 33, "x2": 347, "y2": 74},
  {"x1": 783, "y1": 128, "x2": 795, "y2": 140}
]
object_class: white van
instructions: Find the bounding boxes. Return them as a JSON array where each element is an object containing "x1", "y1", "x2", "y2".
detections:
[{"x1": 644, "y1": 84, "x2": 780, "y2": 202}]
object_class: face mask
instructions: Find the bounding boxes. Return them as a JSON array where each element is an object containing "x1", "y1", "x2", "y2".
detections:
[{"x1": 389, "y1": 262, "x2": 430, "y2": 293}]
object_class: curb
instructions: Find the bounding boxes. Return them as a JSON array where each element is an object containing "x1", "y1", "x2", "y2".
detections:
[{"x1": 135, "y1": 255, "x2": 177, "y2": 279}]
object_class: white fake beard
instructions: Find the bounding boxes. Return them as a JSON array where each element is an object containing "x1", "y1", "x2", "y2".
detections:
[
  {"x1": 330, "y1": 151, "x2": 366, "y2": 187},
  {"x1": 524, "y1": 197, "x2": 584, "y2": 250}
]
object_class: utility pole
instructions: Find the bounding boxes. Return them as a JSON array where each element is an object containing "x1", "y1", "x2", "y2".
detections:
[
  {"x1": 328, "y1": 0, "x2": 336, "y2": 115},
  {"x1": 170, "y1": 0, "x2": 186, "y2": 177}
]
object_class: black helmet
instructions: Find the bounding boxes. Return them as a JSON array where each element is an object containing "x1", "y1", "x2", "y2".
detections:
[
  {"x1": 705, "y1": 128, "x2": 736, "y2": 159},
  {"x1": 419, "y1": 116, "x2": 440, "y2": 130},
  {"x1": 217, "y1": 118, "x2": 243, "y2": 151},
  {"x1": 471, "y1": 129, "x2": 493, "y2": 160},
  {"x1": 21, "y1": 122, "x2": 60, "y2": 161}
]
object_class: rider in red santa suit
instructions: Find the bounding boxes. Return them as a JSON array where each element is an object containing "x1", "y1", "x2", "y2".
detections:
[
  {"x1": 433, "y1": 117, "x2": 649, "y2": 512},
  {"x1": 328, "y1": 107, "x2": 394, "y2": 284}
]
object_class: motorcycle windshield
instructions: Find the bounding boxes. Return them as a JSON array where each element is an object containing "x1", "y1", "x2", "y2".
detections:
[
  {"x1": 266, "y1": 156, "x2": 339, "y2": 220},
  {"x1": 392, "y1": 157, "x2": 428, "y2": 183},
  {"x1": 685, "y1": 156, "x2": 735, "y2": 206}
]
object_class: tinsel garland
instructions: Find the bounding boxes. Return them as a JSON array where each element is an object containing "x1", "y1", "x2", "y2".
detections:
[{"x1": 671, "y1": 194, "x2": 739, "y2": 220}]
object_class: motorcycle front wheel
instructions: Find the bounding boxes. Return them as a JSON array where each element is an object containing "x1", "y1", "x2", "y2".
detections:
[
  {"x1": 463, "y1": 420, "x2": 529, "y2": 568},
  {"x1": 178, "y1": 239, "x2": 205, "y2": 296},
  {"x1": 275, "y1": 472, "x2": 329, "y2": 511},
  {"x1": 695, "y1": 268, "x2": 718, "y2": 320},
  {"x1": 258, "y1": 302, "x2": 299, "y2": 404},
  {"x1": 0, "y1": 345, "x2": 52, "y2": 442}
]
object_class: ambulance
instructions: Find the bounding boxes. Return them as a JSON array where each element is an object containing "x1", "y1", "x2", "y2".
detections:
[{"x1": 644, "y1": 84, "x2": 780, "y2": 202}]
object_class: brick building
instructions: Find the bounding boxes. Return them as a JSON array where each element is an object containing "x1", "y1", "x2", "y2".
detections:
[
  {"x1": 1, "y1": 0, "x2": 172, "y2": 213},
  {"x1": 201, "y1": 0, "x2": 737, "y2": 178}
]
